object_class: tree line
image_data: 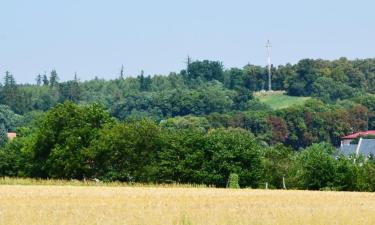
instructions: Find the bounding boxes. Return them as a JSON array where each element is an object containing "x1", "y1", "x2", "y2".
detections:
[
  {"x1": 0, "y1": 58, "x2": 375, "y2": 190},
  {"x1": 1, "y1": 58, "x2": 375, "y2": 150},
  {"x1": 0, "y1": 102, "x2": 374, "y2": 191},
  {"x1": 2, "y1": 57, "x2": 375, "y2": 114}
]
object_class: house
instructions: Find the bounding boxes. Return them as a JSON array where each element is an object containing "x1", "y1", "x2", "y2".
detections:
[
  {"x1": 339, "y1": 131, "x2": 375, "y2": 158},
  {"x1": 7, "y1": 132, "x2": 16, "y2": 140},
  {"x1": 341, "y1": 130, "x2": 375, "y2": 146}
]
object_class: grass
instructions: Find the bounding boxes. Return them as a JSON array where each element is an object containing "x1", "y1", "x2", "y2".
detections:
[
  {"x1": 0, "y1": 177, "x2": 209, "y2": 188},
  {"x1": 255, "y1": 91, "x2": 311, "y2": 110},
  {"x1": 0, "y1": 178, "x2": 375, "y2": 225}
]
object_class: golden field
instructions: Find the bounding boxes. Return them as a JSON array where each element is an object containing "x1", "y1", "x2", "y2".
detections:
[{"x1": 0, "y1": 185, "x2": 375, "y2": 225}]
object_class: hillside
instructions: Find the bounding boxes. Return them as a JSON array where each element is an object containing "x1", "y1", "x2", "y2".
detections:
[{"x1": 255, "y1": 91, "x2": 311, "y2": 110}]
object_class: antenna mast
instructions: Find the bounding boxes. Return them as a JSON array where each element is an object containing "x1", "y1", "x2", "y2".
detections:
[
  {"x1": 266, "y1": 40, "x2": 272, "y2": 92},
  {"x1": 120, "y1": 64, "x2": 124, "y2": 79},
  {"x1": 187, "y1": 55, "x2": 191, "y2": 76}
]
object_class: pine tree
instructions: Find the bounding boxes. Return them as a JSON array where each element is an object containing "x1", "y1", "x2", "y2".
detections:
[
  {"x1": 0, "y1": 122, "x2": 8, "y2": 147},
  {"x1": 74, "y1": 72, "x2": 79, "y2": 82},
  {"x1": 4, "y1": 71, "x2": 11, "y2": 86},
  {"x1": 2, "y1": 71, "x2": 18, "y2": 109},
  {"x1": 36, "y1": 74, "x2": 42, "y2": 86},
  {"x1": 49, "y1": 70, "x2": 59, "y2": 87},
  {"x1": 58, "y1": 73, "x2": 81, "y2": 103},
  {"x1": 4, "y1": 71, "x2": 16, "y2": 87},
  {"x1": 138, "y1": 70, "x2": 146, "y2": 91},
  {"x1": 42, "y1": 73, "x2": 49, "y2": 86}
]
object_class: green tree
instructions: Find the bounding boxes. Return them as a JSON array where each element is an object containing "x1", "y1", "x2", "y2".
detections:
[
  {"x1": 186, "y1": 60, "x2": 224, "y2": 82},
  {"x1": 0, "y1": 72, "x2": 31, "y2": 114},
  {"x1": 24, "y1": 102, "x2": 112, "y2": 179},
  {"x1": 1, "y1": 71, "x2": 17, "y2": 108},
  {"x1": 49, "y1": 70, "x2": 59, "y2": 87},
  {"x1": 311, "y1": 77, "x2": 356, "y2": 103},
  {"x1": 285, "y1": 59, "x2": 321, "y2": 96},
  {"x1": 89, "y1": 119, "x2": 161, "y2": 182},
  {"x1": 262, "y1": 144, "x2": 293, "y2": 189},
  {"x1": 58, "y1": 80, "x2": 81, "y2": 103},
  {"x1": 42, "y1": 73, "x2": 49, "y2": 86},
  {"x1": 333, "y1": 156, "x2": 357, "y2": 191},
  {"x1": 224, "y1": 68, "x2": 244, "y2": 90},
  {"x1": 138, "y1": 71, "x2": 152, "y2": 91},
  {"x1": 227, "y1": 173, "x2": 240, "y2": 189},
  {"x1": 0, "y1": 123, "x2": 8, "y2": 147},
  {"x1": 0, "y1": 136, "x2": 25, "y2": 176},
  {"x1": 36, "y1": 74, "x2": 42, "y2": 86},
  {"x1": 0, "y1": 104, "x2": 22, "y2": 131},
  {"x1": 242, "y1": 64, "x2": 266, "y2": 91},
  {"x1": 200, "y1": 128, "x2": 263, "y2": 188},
  {"x1": 356, "y1": 159, "x2": 375, "y2": 192},
  {"x1": 156, "y1": 128, "x2": 206, "y2": 184},
  {"x1": 290, "y1": 143, "x2": 336, "y2": 190}
]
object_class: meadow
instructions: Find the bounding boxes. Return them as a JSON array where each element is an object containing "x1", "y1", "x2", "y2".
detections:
[
  {"x1": 255, "y1": 91, "x2": 311, "y2": 110},
  {"x1": 0, "y1": 180, "x2": 374, "y2": 225}
]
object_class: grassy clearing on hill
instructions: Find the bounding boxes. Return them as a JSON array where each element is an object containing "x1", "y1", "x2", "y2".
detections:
[
  {"x1": 0, "y1": 184, "x2": 374, "y2": 225},
  {"x1": 255, "y1": 91, "x2": 311, "y2": 110}
]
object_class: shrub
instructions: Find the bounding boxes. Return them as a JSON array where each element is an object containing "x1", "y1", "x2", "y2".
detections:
[{"x1": 227, "y1": 173, "x2": 240, "y2": 189}]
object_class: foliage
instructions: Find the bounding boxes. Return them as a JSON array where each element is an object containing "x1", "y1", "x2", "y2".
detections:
[
  {"x1": 0, "y1": 102, "x2": 374, "y2": 191},
  {"x1": 1, "y1": 57, "x2": 375, "y2": 191},
  {"x1": 227, "y1": 173, "x2": 240, "y2": 189},
  {"x1": 0, "y1": 123, "x2": 7, "y2": 147},
  {"x1": 23, "y1": 102, "x2": 113, "y2": 179},
  {"x1": 160, "y1": 116, "x2": 210, "y2": 131},
  {"x1": 289, "y1": 143, "x2": 337, "y2": 190},
  {"x1": 0, "y1": 104, "x2": 22, "y2": 131},
  {"x1": 89, "y1": 119, "x2": 162, "y2": 182},
  {"x1": 262, "y1": 144, "x2": 293, "y2": 189},
  {"x1": 185, "y1": 60, "x2": 224, "y2": 82},
  {"x1": 0, "y1": 57, "x2": 374, "y2": 117},
  {"x1": 200, "y1": 128, "x2": 262, "y2": 187}
]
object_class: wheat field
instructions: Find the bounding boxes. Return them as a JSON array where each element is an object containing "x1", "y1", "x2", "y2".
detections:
[{"x1": 0, "y1": 185, "x2": 375, "y2": 225}]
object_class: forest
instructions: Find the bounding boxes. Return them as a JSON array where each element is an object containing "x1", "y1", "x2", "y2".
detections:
[{"x1": 1, "y1": 57, "x2": 375, "y2": 191}]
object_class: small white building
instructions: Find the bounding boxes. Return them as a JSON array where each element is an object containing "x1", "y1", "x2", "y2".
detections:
[
  {"x1": 340, "y1": 131, "x2": 375, "y2": 146},
  {"x1": 339, "y1": 131, "x2": 375, "y2": 158}
]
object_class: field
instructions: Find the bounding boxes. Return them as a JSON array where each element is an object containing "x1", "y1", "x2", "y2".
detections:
[
  {"x1": 1, "y1": 183, "x2": 375, "y2": 225},
  {"x1": 255, "y1": 91, "x2": 311, "y2": 110}
]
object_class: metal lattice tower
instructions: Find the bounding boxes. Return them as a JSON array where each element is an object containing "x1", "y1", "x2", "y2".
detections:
[{"x1": 266, "y1": 40, "x2": 272, "y2": 91}]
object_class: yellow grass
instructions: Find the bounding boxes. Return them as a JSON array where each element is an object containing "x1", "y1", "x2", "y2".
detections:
[
  {"x1": 0, "y1": 177, "x2": 208, "y2": 188},
  {"x1": 1, "y1": 185, "x2": 375, "y2": 225}
]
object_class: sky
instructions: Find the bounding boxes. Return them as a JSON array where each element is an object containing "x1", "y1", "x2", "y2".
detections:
[{"x1": 0, "y1": 0, "x2": 374, "y2": 83}]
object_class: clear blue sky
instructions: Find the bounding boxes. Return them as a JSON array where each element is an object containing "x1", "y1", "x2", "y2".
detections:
[{"x1": 0, "y1": 0, "x2": 374, "y2": 83}]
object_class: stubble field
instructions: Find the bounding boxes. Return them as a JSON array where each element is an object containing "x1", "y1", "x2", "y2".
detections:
[{"x1": 0, "y1": 185, "x2": 375, "y2": 225}]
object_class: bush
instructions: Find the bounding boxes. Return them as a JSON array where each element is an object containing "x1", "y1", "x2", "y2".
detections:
[
  {"x1": 227, "y1": 173, "x2": 240, "y2": 189},
  {"x1": 290, "y1": 143, "x2": 336, "y2": 190},
  {"x1": 201, "y1": 128, "x2": 262, "y2": 188}
]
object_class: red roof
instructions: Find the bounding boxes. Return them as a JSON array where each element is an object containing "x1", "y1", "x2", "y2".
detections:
[
  {"x1": 7, "y1": 132, "x2": 16, "y2": 140},
  {"x1": 342, "y1": 131, "x2": 375, "y2": 139}
]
